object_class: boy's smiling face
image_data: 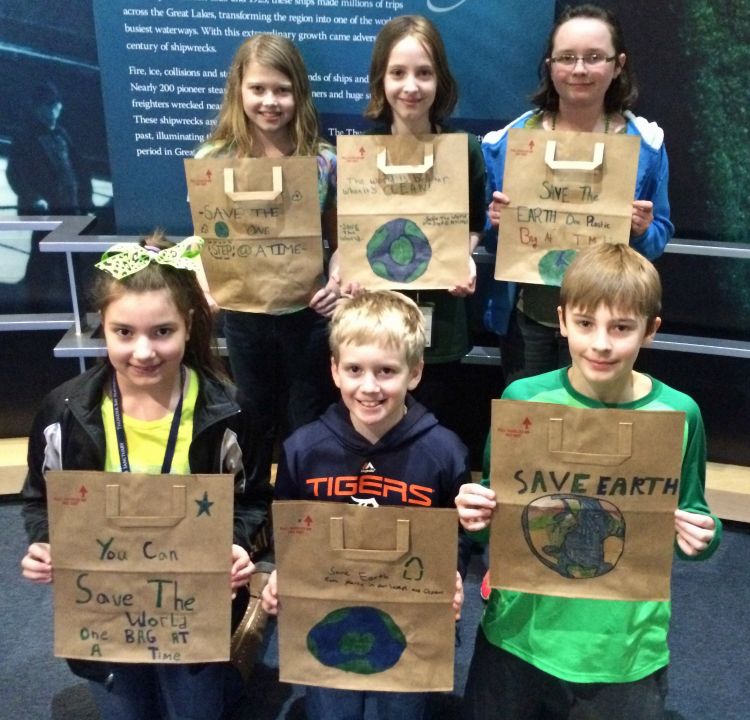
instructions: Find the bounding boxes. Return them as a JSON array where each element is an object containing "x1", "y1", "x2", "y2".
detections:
[
  {"x1": 559, "y1": 302, "x2": 660, "y2": 403},
  {"x1": 331, "y1": 342, "x2": 423, "y2": 444}
]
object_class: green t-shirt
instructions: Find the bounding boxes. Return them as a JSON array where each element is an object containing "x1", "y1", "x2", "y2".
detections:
[
  {"x1": 475, "y1": 367, "x2": 722, "y2": 683},
  {"x1": 102, "y1": 369, "x2": 198, "y2": 474}
]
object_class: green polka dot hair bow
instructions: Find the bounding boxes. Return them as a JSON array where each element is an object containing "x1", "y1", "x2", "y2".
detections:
[{"x1": 95, "y1": 236, "x2": 204, "y2": 279}]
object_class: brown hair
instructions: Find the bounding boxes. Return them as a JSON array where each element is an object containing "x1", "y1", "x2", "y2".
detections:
[
  {"x1": 202, "y1": 34, "x2": 328, "y2": 157},
  {"x1": 560, "y1": 244, "x2": 662, "y2": 334},
  {"x1": 530, "y1": 3, "x2": 638, "y2": 114},
  {"x1": 90, "y1": 230, "x2": 226, "y2": 381},
  {"x1": 364, "y1": 15, "x2": 458, "y2": 127},
  {"x1": 329, "y1": 290, "x2": 426, "y2": 370}
]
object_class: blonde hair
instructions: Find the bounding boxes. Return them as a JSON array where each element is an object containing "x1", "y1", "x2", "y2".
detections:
[
  {"x1": 329, "y1": 290, "x2": 425, "y2": 369},
  {"x1": 364, "y1": 15, "x2": 458, "y2": 126},
  {"x1": 203, "y1": 34, "x2": 328, "y2": 157},
  {"x1": 560, "y1": 244, "x2": 662, "y2": 334}
]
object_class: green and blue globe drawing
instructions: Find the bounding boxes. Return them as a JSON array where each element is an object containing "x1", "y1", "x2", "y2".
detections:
[
  {"x1": 538, "y1": 249, "x2": 577, "y2": 286},
  {"x1": 306, "y1": 606, "x2": 407, "y2": 674},
  {"x1": 367, "y1": 218, "x2": 432, "y2": 283},
  {"x1": 522, "y1": 494, "x2": 625, "y2": 579}
]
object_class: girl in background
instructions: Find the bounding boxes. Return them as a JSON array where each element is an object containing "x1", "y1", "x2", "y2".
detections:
[
  {"x1": 362, "y1": 14, "x2": 486, "y2": 433},
  {"x1": 21, "y1": 232, "x2": 272, "y2": 719},
  {"x1": 483, "y1": 3, "x2": 673, "y2": 389},
  {"x1": 196, "y1": 34, "x2": 340, "y2": 486}
]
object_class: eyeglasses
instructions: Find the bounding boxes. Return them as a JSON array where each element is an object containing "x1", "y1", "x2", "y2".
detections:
[{"x1": 548, "y1": 53, "x2": 617, "y2": 68}]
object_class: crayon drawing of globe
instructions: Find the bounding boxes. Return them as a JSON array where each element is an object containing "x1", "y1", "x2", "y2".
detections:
[
  {"x1": 367, "y1": 218, "x2": 432, "y2": 283},
  {"x1": 522, "y1": 494, "x2": 625, "y2": 579},
  {"x1": 538, "y1": 249, "x2": 576, "y2": 286},
  {"x1": 306, "y1": 606, "x2": 407, "y2": 674}
]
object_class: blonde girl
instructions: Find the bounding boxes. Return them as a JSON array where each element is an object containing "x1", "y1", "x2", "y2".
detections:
[{"x1": 197, "y1": 35, "x2": 340, "y2": 487}]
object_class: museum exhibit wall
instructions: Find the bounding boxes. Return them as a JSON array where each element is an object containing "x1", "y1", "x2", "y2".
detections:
[{"x1": 0, "y1": 0, "x2": 747, "y2": 466}]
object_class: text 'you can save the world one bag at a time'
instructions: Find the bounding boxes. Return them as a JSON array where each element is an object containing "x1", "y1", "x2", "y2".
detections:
[{"x1": 47, "y1": 470, "x2": 234, "y2": 663}]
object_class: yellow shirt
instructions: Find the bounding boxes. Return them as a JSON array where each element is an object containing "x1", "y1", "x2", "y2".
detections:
[{"x1": 101, "y1": 369, "x2": 198, "y2": 474}]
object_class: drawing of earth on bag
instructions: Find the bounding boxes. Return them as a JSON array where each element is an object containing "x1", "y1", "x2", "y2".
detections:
[
  {"x1": 306, "y1": 606, "x2": 407, "y2": 674},
  {"x1": 367, "y1": 218, "x2": 432, "y2": 282},
  {"x1": 538, "y1": 249, "x2": 577, "y2": 286},
  {"x1": 522, "y1": 494, "x2": 625, "y2": 579}
]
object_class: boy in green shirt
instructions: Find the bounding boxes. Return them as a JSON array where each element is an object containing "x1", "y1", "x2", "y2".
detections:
[{"x1": 457, "y1": 243, "x2": 721, "y2": 719}]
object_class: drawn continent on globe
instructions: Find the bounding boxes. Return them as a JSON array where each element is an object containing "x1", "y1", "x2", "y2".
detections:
[
  {"x1": 306, "y1": 606, "x2": 407, "y2": 674},
  {"x1": 522, "y1": 494, "x2": 626, "y2": 579},
  {"x1": 366, "y1": 218, "x2": 432, "y2": 283},
  {"x1": 537, "y1": 249, "x2": 576, "y2": 285}
]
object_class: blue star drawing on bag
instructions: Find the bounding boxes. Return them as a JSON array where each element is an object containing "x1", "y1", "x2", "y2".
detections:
[{"x1": 195, "y1": 491, "x2": 214, "y2": 517}]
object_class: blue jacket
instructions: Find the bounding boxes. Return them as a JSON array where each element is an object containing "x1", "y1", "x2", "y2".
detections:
[{"x1": 481, "y1": 110, "x2": 674, "y2": 335}]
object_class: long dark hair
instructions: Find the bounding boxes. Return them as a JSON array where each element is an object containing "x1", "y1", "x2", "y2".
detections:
[
  {"x1": 530, "y1": 3, "x2": 638, "y2": 114},
  {"x1": 90, "y1": 230, "x2": 226, "y2": 382}
]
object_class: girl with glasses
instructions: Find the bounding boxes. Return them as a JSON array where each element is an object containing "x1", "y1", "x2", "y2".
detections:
[{"x1": 482, "y1": 3, "x2": 673, "y2": 391}]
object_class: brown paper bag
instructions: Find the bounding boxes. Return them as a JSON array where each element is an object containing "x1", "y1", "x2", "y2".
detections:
[
  {"x1": 184, "y1": 157, "x2": 324, "y2": 313},
  {"x1": 337, "y1": 134, "x2": 470, "y2": 289},
  {"x1": 489, "y1": 400, "x2": 684, "y2": 601},
  {"x1": 496, "y1": 128, "x2": 640, "y2": 285},
  {"x1": 273, "y1": 501, "x2": 457, "y2": 691},
  {"x1": 47, "y1": 470, "x2": 234, "y2": 663}
]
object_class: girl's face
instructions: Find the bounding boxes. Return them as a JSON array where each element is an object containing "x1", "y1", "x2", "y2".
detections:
[
  {"x1": 103, "y1": 288, "x2": 190, "y2": 395},
  {"x1": 383, "y1": 35, "x2": 437, "y2": 133},
  {"x1": 549, "y1": 17, "x2": 624, "y2": 112},
  {"x1": 241, "y1": 60, "x2": 296, "y2": 140}
]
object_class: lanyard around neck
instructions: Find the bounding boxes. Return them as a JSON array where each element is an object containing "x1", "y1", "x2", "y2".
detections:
[{"x1": 110, "y1": 366, "x2": 186, "y2": 474}]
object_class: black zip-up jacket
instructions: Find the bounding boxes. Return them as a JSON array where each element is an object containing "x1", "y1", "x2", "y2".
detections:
[
  {"x1": 22, "y1": 363, "x2": 272, "y2": 551},
  {"x1": 21, "y1": 363, "x2": 272, "y2": 683}
]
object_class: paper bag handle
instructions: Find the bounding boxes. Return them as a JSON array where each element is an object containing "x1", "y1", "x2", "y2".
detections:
[
  {"x1": 329, "y1": 517, "x2": 410, "y2": 561},
  {"x1": 548, "y1": 419, "x2": 632, "y2": 466},
  {"x1": 224, "y1": 166, "x2": 283, "y2": 203},
  {"x1": 376, "y1": 144, "x2": 434, "y2": 176},
  {"x1": 105, "y1": 484, "x2": 186, "y2": 527},
  {"x1": 544, "y1": 140, "x2": 604, "y2": 172}
]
